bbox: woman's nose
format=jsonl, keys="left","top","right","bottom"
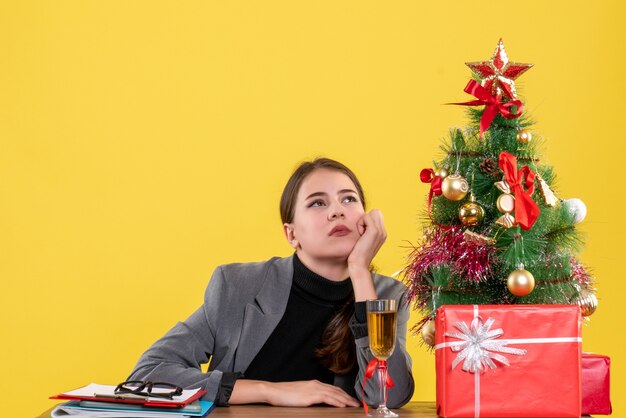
{"left": 328, "top": 202, "right": 345, "bottom": 220}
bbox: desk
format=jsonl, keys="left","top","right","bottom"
{"left": 38, "top": 402, "right": 438, "bottom": 417}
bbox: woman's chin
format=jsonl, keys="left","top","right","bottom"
{"left": 299, "top": 240, "right": 358, "bottom": 261}
{"left": 325, "top": 242, "right": 358, "bottom": 259}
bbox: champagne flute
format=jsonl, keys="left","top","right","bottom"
{"left": 366, "top": 299, "right": 398, "bottom": 417}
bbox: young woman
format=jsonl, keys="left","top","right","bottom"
{"left": 128, "top": 158, "right": 414, "bottom": 408}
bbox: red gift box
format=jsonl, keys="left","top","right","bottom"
{"left": 435, "top": 305, "right": 582, "bottom": 418}
{"left": 582, "top": 353, "right": 612, "bottom": 415}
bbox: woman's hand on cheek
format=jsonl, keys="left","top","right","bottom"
{"left": 347, "top": 210, "right": 386, "bottom": 301}
{"left": 348, "top": 209, "right": 387, "bottom": 269}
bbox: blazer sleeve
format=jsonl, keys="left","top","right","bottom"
{"left": 351, "top": 279, "right": 415, "bottom": 408}
{"left": 127, "top": 266, "right": 228, "bottom": 402}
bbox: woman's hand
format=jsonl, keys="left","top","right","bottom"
{"left": 265, "top": 380, "right": 361, "bottom": 407}
{"left": 348, "top": 209, "right": 387, "bottom": 269}
{"left": 347, "top": 209, "right": 387, "bottom": 301}
{"left": 230, "top": 379, "right": 361, "bottom": 407}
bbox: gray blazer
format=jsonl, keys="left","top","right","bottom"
{"left": 128, "top": 255, "right": 414, "bottom": 407}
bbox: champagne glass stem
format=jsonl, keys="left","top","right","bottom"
{"left": 377, "top": 360, "right": 388, "bottom": 409}
{"left": 372, "top": 360, "right": 397, "bottom": 416}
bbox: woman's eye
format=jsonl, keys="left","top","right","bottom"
{"left": 308, "top": 200, "right": 325, "bottom": 207}
{"left": 342, "top": 195, "right": 358, "bottom": 203}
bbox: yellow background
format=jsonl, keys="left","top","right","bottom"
{"left": 1, "top": 1, "right": 624, "bottom": 416}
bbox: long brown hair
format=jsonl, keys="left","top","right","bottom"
{"left": 280, "top": 157, "right": 365, "bottom": 374}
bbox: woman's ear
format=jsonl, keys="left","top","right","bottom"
{"left": 283, "top": 223, "right": 299, "bottom": 249}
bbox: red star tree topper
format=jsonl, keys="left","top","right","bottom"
{"left": 465, "top": 38, "right": 533, "bottom": 100}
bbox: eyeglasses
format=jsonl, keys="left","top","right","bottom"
{"left": 114, "top": 380, "right": 183, "bottom": 399}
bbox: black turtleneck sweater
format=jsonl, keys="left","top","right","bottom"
{"left": 243, "top": 254, "right": 354, "bottom": 383}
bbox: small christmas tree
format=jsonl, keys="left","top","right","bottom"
{"left": 403, "top": 39, "right": 597, "bottom": 346}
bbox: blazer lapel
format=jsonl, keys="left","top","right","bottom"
{"left": 233, "top": 255, "right": 293, "bottom": 372}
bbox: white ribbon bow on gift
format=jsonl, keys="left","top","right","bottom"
{"left": 445, "top": 316, "right": 527, "bottom": 373}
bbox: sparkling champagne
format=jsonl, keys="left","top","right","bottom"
{"left": 367, "top": 310, "right": 397, "bottom": 360}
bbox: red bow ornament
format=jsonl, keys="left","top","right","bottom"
{"left": 420, "top": 168, "right": 443, "bottom": 217}
{"left": 450, "top": 80, "right": 524, "bottom": 138}
{"left": 498, "top": 151, "right": 540, "bottom": 230}
{"left": 361, "top": 359, "right": 394, "bottom": 414}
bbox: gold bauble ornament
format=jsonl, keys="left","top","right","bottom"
{"left": 575, "top": 289, "right": 598, "bottom": 317}
{"left": 507, "top": 268, "right": 535, "bottom": 296}
{"left": 459, "top": 196, "right": 485, "bottom": 226}
{"left": 441, "top": 174, "right": 469, "bottom": 201}
{"left": 516, "top": 130, "right": 532, "bottom": 144}
{"left": 421, "top": 320, "right": 436, "bottom": 347}
{"left": 435, "top": 167, "right": 449, "bottom": 179}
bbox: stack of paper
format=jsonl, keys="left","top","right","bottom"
{"left": 51, "top": 400, "right": 214, "bottom": 417}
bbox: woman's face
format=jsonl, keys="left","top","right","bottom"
{"left": 284, "top": 168, "right": 365, "bottom": 261}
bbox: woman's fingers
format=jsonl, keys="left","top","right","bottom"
{"left": 310, "top": 381, "right": 358, "bottom": 406}
{"left": 369, "top": 209, "right": 387, "bottom": 239}
{"left": 319, "top": 383, "right": 361, "bottom": 407}
{"left": 265, "top": 380, "right": 360, "bottom": 407}
{"left": 348, "top": 209, "right": 388, "bottom": 270}
{"left": 357, "top": 214, "right": 367, "bottom": 236}
{"left": 362, "top": 210, "right": 385, "bottom": 239}
{"left": 323, "top": 393, "right": 359, "bottom": 407}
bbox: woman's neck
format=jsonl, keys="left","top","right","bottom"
{"left": 295, "top": 251, "right": 349, "bottom": 281}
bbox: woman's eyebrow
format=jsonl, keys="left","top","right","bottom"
{"left": 305, "top": 191, "right": 328, "bottom": 200}
{"left": 305, "top": 189, "right": 357, "bottom": 200}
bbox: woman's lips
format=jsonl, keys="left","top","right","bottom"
{"left": 329, "top": 225, "right": 352, "bottom": 236}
